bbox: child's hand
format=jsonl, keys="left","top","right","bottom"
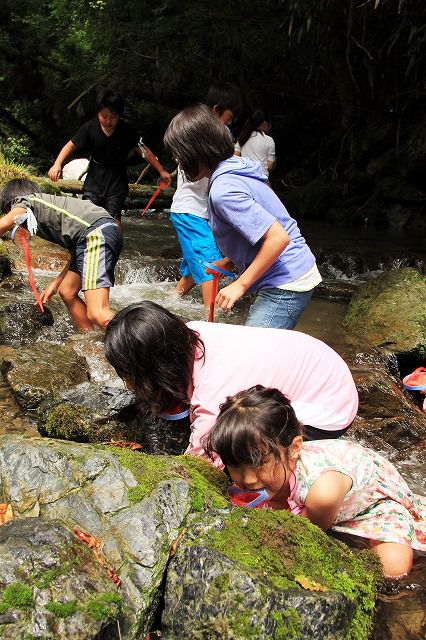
{"left": 204, "top": 258, "right": 234, "bottom": 277}
{"left": 159, "top": 170, "right": 172, "bottom": 187}
{"left": 216, "top": 280, "right": 247, "bottom": 310}
{"left": 39, "top": 282, "right": 58, "bottom": 305}
{"left": 48, "top": 164, "right": 62, "bottom": 182}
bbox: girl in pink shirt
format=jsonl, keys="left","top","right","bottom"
{"left": 104, "top": 301, "right": 358, "bottom": 466}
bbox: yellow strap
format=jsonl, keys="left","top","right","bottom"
{"left": 30, "top": 196, "right": 91, "bottom": 228}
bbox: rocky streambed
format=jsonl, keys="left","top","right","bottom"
{"left": 0, "top": 219, "right": 425, "bottom": 639}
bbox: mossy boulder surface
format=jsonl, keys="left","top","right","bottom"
{"left": 0, "top": 435, "right": 228, "bottom": 638}
{"left": 163, "top": 508, "right": 382, "bottom": 640}
{"left": 0, "top": 518, "right": 122, "bottom": 639}
{"left": 344, "top": 268, "right": 426, "bottom": 355}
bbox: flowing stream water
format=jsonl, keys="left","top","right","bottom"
{"left": 1, "top": 213, "right": 425, "bottom": 638}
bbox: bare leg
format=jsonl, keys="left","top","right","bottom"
{"left": 175, "top": 275, "right": 195, "bottom": 297}
{"left": 201, "top": 279, "right": 216, "bottom": 309}
{"left": 84, "top": 287, "right": 115, "bottom": 330}
{"left": 369, "top": 539, "right": 413, "bottom": 577}
{"left": 58, "top": 271, "right": 93, "bottom": 331}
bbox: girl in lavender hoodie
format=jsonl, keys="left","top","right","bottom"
{"left": 164, "top": 104, "right": 321, "bottom": 329}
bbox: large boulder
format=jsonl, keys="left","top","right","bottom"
{"left": 162, "top": 508, "right": 382, "bottom": 640}
{"left": 344, "top": 268, "right": 426, "bottom": 355}
{"left": 0, "top": 435, "right": 229, "bottom": 638}
{"left": 0, "top": 302, "right": 54, "bottom": 345}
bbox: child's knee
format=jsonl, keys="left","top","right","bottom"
{"left": 370, "top": 540, "right": 413, "bottom": 577}
{"left": 86, "top": 307, "right": 115, "bottom": 330}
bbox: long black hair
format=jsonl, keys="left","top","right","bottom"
{"left": 205, "top": 385, "right": 303, "bottom": 468}
{"left": 164, "top": 104, "right": 234, "bottom": 181}
{"left": 0, "top": 178, "right": 41, "bottom": 214}
{"left": 238, "top": 109, "right": 271, "bottom": 148}
{"left": 104, "top": 301, "right": 204, "bottom": 414}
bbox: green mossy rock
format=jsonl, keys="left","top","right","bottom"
{"left": 163, "top": 508, "right": 382, "bottom": 640}
{"left": 344, "top": 268, "right": 426, "bottom": 355}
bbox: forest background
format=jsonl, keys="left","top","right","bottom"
{"left": 0, "top": 0, "right": 424, "bottom": 226}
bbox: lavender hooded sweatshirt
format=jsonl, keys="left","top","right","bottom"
{"left": 208, "top": 156, "right": 316, "bottom": 291}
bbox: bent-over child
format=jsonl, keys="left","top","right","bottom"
{"left": 205, "top": 385, "right": 426, "bottom": 578}
{"left": 104, "top": 301, "right": 358, "bottom": 462}
{"left": 0, "top": 178, "right": 121, "bottom": 331}
{"left": 164, "top": 104, "right": 321, "bottom": 329}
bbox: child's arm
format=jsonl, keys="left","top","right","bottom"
{"left": 48, "top": 141, "right": 77, "bottom": 182}
{"left": 0, "top": 207, "right": 27, "bottom": 236}
{"left": 216, "top": 221, "right": 289, "bottom": 310}
{"left": 300, "top": 471, "right": 352, "bottom": 531}
{"left": 136, "top": 144, "right": 171, "bottom": 186}
{"left": 39, "top": 256, "right": 73, "bottom": 305}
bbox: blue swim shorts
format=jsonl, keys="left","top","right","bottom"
{"left": 170, "top": 212, "right": 222, "bottom": 283}
{"left": 70, "top": 218, "right": 123, "bottom": 290}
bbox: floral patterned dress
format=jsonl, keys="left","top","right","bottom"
{"left": 287, "top": 439, "right": 426, "bottom": 551}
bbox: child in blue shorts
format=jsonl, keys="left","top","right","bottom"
{"left": 170, "top": 82, "right": 242, "bottom": 310}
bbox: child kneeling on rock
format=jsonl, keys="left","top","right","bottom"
{"left": 205, "top": 385, "right": 426, "bottom": 578}
{"left": 0, "top": 178, "right": 122, "bottom": 331}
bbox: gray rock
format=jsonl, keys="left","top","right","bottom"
{"left": 0, "top": 518, "right": 122, "bottom": 640}
{"left": 162, "top": 509, "right": 380, "bottom": 640}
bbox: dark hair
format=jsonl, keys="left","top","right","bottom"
{"left": 205, "top": 385, "right": 303, "bottom": 467}
{"left": 104, "top": 301, "right": 204, "bottom": 414}
{"left": 96, "top": 89, "right": 124, "bottom": 116}
{"left": 164, "top": 104, "right": 234, "bottom": 181}
{"left": 0, "top": 178, "right": 42, "bottom": 214}
{"left": 204, "top": 82, "right": 243, "bottom": 118}
{"left": 238, "top": 109, "right": 271, "bottom": 148}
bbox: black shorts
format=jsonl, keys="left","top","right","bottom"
{"left": 82, "top": 192, "right": 126, "bottom": 220}
{"left": 70, "top": 218, "right": 122, "bottom": 290}
{"left": 303, "top": 424, "right": 351, "bottom": 441}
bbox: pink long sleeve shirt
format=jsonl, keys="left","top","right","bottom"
{"left": 186, "top": 322, "right": 358, "bottom": 467}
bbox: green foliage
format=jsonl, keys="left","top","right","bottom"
{"left": 34, "top": 563, "right": 72, "bottom": 589}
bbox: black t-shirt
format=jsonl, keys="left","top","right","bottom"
{"left": 71, "top": 118, "right": 140, "bottom": 196}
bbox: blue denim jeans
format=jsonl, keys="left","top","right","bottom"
{"left": 245, "top": 287, "right": 314, "bottom": 329}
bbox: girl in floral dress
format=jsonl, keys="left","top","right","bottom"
{"left": 205, "top": 385, "right": 426, "bottom": 578}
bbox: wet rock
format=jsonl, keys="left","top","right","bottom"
{"left": 0, "top": 518, "right": 122, "bottom": 640}
{"left": 0, "top": 240, "right": 12, "bottom": 280}
{"left": 0, "top": 301, "right": 54, "bottom": 345}
{"left": 0, "top": 342, "right": 89, "bottom": 409}
{"left": 314, "top": 279, "right": 359, "bottom": 302}
{"left": 3, "top": 236, "right": 69, "bottom": 273}
{"left": 0, "top": 435, "right": 229, "bottom": 638}
{"left": 344, "top": 268, "right": 426, "bottom": 355}
{"left": 162, "top": 508, "right": 381, "bottom": 640}
{"left": 333, "top": 339, "right": 426, "bottom": 458}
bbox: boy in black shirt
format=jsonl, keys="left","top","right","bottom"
{"left": 48, "top": 90, "right": 171, "bottom": 225}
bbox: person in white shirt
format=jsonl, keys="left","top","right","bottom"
{"left": 234, "top": 109, "right": 276, "bottom": 179}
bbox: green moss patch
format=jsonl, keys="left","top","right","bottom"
{"left": 34, "top": 563, "right": 72, "bottom": 589}
{"left": 86, "top": 592, "right": 122, "bottom": 622}
{"left": 105, "top": 447, "right": 228, "bottom": 511}
{"left": 198, "top": 508, "right": 382, "bottom": 640}
{"left": 45, "top": 600, "right": 78, "bottom": 618}
{"left": 0, "top": 582, "right": 33, "bottom": 613}
{"left": 43, "top": 403, "right": 92, "bottom": 441}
